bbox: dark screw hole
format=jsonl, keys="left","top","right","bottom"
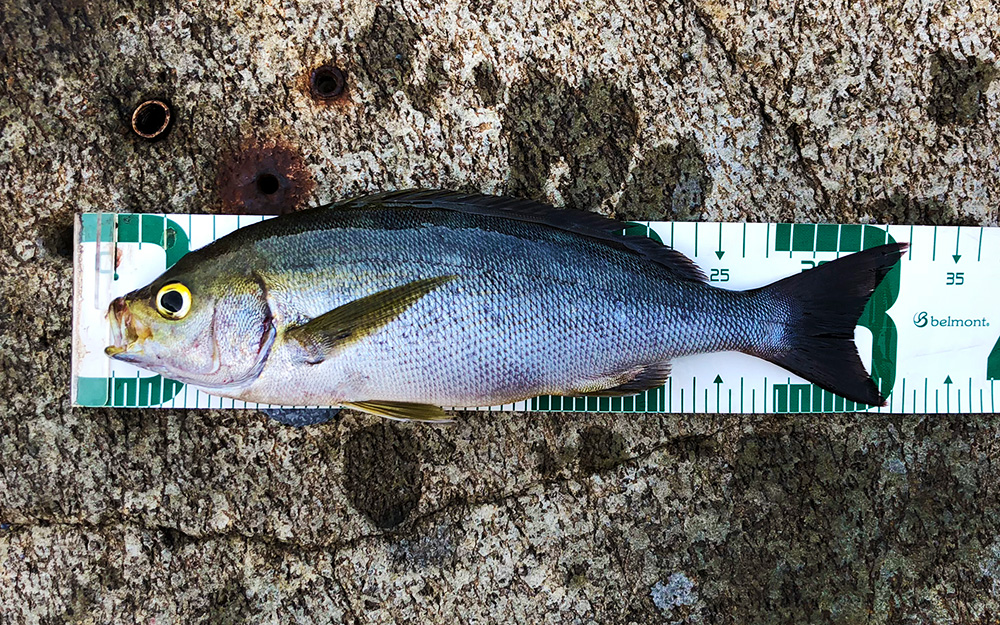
{"left": 131, "top": 100, "right": 172, "bottom": 139}
{"left": 310, "top": 65, "right": 346, "bottom": 99}
{"left": 256, "top": 173, "right": 280, "bottom": 195}
{"left": 38, "top": 218, "right": 75, "bottom": 260}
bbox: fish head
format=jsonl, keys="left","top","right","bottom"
{"left": 105, "top": 268, "right": 275, "bottom": 389}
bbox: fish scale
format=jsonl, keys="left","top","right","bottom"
{"left": 236, "top": 210, "right": 741, "bottom": 406}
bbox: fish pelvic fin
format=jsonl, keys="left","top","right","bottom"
{"left": 342, "top": 401, "right": 454, "bottom": 423}
{"left": 286, "top": 276, "right": 457, "bottom": 362}
{"left": 570, "top": 361, "right": 672, "bottom": 397}
{"left": 749, "top": 243, "right": 907, "bottom": 407}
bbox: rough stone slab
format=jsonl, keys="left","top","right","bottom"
{"left": 1, "top": 0, "right": 999, "bottom": 622}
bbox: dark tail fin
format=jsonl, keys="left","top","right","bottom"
{"left": 750, "top": 243, "right": 906, "bottom": 406}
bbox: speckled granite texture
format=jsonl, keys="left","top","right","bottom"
{"left": 1, "top": 0, "right": 998, "bottom": 623}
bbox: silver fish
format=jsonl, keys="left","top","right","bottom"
{"left": 105, "top": 190, "right": 905, "bottom": 421}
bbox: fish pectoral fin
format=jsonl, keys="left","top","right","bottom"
{"left": 286, "top": 276, "right": 457, "bottom": 362}
{"left": 342, "top": 401, "right": 454, "bottom": 423}
{"left": 571, "top": 361, "right": 672, "bottom": 397}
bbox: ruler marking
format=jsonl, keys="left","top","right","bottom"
{"left": 978, "top": 227, "right": 984, "bottom": 262}
{"left": 763, "top": 377, "right": 768, "bottom": 412}
{"left": 740, "top": 378, "right": 744, "bottom": 412}
{"left": 742, "top": 223, "right": 746, "bottom": 258}
{"left": 924, "top": 379, "right": 928, "bottom": 413}
{"left": 908, "top": 225, "right": 914, "bottom": 260}
{"left": 901, "top": 379, "right": 906, "bottom": 413}
{"left": 669, "top": 378, "right": 673, "bottom": 412}
{"left": 694, "top": 222, "right": 699, "bottom": 257}
{"left": 932, "top": 226, "right": 937, "bottom": 261}
{"left": 765, "top": 224, "right": 770, "bottom": 258}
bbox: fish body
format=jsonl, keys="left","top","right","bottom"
{"left": 106, "top": 191, "right": 904, "bottom": 420}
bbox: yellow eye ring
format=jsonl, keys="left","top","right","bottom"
{"left": 155, "top": 283, "right": 192, "bottom": 320}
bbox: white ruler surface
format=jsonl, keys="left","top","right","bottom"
{"left": 71, "top": 213, "right": 1000, "bottom": 414}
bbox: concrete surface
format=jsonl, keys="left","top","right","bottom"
{"left": 1, "top": 0, "right": 998, "bottom": 622}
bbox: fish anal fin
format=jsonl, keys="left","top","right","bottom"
{"left": 343, "top": 401, "right": 453, "bottom": 423}
{"left": 286, "top": 276, "right": 456, "bottom": 363}
{"left": 570, "top": 362, "right": 672, "bottom": 397}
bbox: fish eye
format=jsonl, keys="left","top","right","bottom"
{"left": 155, "top": 283, "right": 192, "bottom": 320}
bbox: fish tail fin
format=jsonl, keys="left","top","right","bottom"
{"left": 748, "top": 243, "right": 906, "bottom": 406}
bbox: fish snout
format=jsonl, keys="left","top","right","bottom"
{"left": 105, "top": 297, "right": 146, "bottom": 359}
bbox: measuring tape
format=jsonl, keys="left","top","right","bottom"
{"left": 71, "top": 213, "right": 1000, "bottom": 414}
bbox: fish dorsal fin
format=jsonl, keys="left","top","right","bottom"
{"left": 336, "top": 190, "right": 707, "bottom": 283}
{"left": 343, "top": 401, "right": 453, "bottom": 422}
{"left": 286, "top": 276, "right": 456, "bottom": 362}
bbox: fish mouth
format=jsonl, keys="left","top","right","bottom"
{"left": 105, "top": 297, "right": 146, "bottom": 362}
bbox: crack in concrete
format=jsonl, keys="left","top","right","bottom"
{"left": 787, "top": 121, "right": 833, "bottom": 216}
{"left": 683, "top": 0, "right": 837, "bottom": 216}
{"left": 684, "top": 0, "right": 774, "bottom": 124}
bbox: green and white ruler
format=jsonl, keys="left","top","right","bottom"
{"left": 71, "top": 213, "right": 1000, "bottom": 414}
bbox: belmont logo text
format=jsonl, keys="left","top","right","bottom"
{"left": 913, "top": 311, "right": 990, "bottom": 328}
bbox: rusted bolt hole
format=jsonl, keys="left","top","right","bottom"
{"left": 256, "top": 173, "right": 280, "bottom": 195}
{"left": 217, "top": 140, "right": 314, "bottom": 215}
{"left": 131, "top": 100, "right": 172, "bottom": 139}
{"left": 310, "top": 65, "right": 346, "bottom": 99}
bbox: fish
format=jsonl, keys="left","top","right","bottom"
{"left": 105, "top": 190, "right": 906, "bottom": 422}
